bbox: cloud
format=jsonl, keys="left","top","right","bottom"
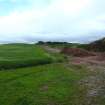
{"left": 0, "top": 0, "right": 105, "bottom": 43}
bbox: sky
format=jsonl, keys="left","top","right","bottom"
{"left": 0, "top": 0, "right": 105, "bottom": 43}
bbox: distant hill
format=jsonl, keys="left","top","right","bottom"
{"left": 87, "top": 38, "right": 105, "bottom": 52}
{"left": 37, "top": 38, "right": 105, "bottom": 52}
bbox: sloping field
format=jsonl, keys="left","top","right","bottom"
{"left": 0, "top": 44, "right": 64, "bottom": 69}
{"left": 0, "top": 63, "right": 90, "bottom": 105}
{"left": 0, "top": 44, "right": 105, "bottom": 105}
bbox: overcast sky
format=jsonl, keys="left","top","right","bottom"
{"left": 0, "top": 0, "right": 105, "bottom": 43}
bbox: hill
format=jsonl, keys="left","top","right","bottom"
{"left": 0, "top": 63, "right": 90, "bottom": 105}
{"left": 0, "top": 42, "right": 105, "bottom": 105}
{"left": 0, "top": 44, "right": 65, "bottom": 69}
{"left": 87, "top": 38, "right": 105, "bottom": 52}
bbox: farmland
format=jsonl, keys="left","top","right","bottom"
{"left": 0, "top": 63, "right": 90, "bottom": 105}
{"left": 0, "top": 44, "right": 65, "bottom": 69}
{"left": 0, "top": 43, "right": 105, "bottom": 105}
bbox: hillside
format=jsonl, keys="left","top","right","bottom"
{"left": 0, "top": 44, "right": 65, "bottom": 69}
{"left": 0, "top": 63, "right": 91, "bottom": 105}
{"left": 87, "top": 38, "right": 105, "bottom": 52}
{"left": 0, "top": 42, "right": 105, "bottom": 105}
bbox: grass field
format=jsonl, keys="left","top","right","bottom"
{"left": 0, "top": 63, "right": 90, "bottom": 105}
{"left": 0, "top": 44, "right": 65, "bottom": 69}
{"left": 0, "top": 43, "right": 105, "bottom": 105}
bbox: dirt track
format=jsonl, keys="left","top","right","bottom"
{"left": 71, "top": 54, "right": 105, "bottom": 65}
{"left": 70, "top": 54, "right": 105, "bottom": 105}
{"left": 43, "top": 45, "right": 105, "bottom": 105}
{"left": 42, "top": 45, "right": 61, "bottom": 53}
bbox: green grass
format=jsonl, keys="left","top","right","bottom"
{"left": 0, "top": 63, "right": 89, "bottom": 105}
{"left": 0, "top": 44, "right": 105, "bottom": 105}
{"left": 0, "top": 44, "right": 65, "bottom": 69}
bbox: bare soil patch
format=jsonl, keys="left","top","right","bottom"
{"left": 67, "top": 49, "right": 105, "bottom": 105}
{"left": 61, "top": 47, "right": 96, "bottom": 57}
{"left": 42, "top": 45, "right": 60, "bottom": 53}
{"left": 71, "top": 53, "right": 105, "bottom": 65}
{"left": 61, "top": 47, "right": 105, "bottom": 65}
